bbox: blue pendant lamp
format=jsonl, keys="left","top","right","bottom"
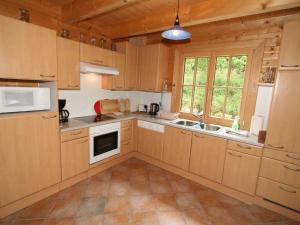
{"left": 161, "top": 0, "right": 191, "bottom": 40}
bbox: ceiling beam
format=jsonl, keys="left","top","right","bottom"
{"left": 107, "top": 0, "right": 300, "bottom": 39}
{"left": 62, "top": 0, "right": 142, "bottom": 23}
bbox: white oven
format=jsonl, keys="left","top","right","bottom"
{"left": 0, "top": 87, "right": 50, "bottom": 114}
{"left": 89, "top": 122, "right": 121, "bottom": 164}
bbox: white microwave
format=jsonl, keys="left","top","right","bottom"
{"left": 0, "top": 87, "right": 50, "bottom": 114}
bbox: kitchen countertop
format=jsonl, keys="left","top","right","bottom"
{"left": 60, "top": 112, "right": 264, "bottom": 147}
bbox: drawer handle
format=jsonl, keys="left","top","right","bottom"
{"left": 70, "top": 131, "right": 82, "bottom": 135}
{"left": 40, "top": 74, "right": 55, "bottom": 78}
{"left": 68, "top": 84, "right": 79, "bottom": 87}
{"left": 279, "top": 186, "right": 297, "bottom": 194}
{"left": 286, "top": 154, "right": 300, "bottom": 160}
{"left": 281, "top": 65, "right": 299, "bottom": 68}
{"left": 79, "top": 139, "right": 88, "bottom": 144}
{"left": 237, "top": 144, "right": 251, "bottom": 149}
{"left": 181, "top": 131, "right": 191, "bottom": 135}
{"left": 267, "top": 144, "right": 284, "bottom": 149}
{"left": 228, "top": 152, "right": 242, "bottom": 157}
{"left": 194, "top": 134, "right": 204, "bottom": 138}
{"left": 283, "top": 165, "right": 300, "bottom": 171}
{"left": 42, "top": 115, "right": 57, "bottom": 119}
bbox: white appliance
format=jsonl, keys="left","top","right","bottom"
{"left": 0, "top": 87, "right": 50, "bottom": 114}
{"left": 89, "top": 122, "right": 121, "bottom": 164}
{"left": 80, "top": 62, "right": 119, "bottom": 75}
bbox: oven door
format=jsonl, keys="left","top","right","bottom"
{"left": 89, "top": 122, "right": 120, "bottom": 164}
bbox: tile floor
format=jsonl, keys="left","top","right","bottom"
{"left": 1, "top": 158, "right": 299, "bottom": 225}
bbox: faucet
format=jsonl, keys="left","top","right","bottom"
{"left": 192, "top": 112, "right": 204, "bottom": 123}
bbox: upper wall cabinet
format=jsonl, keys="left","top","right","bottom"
{"left": 80, "top": 43, "right": 113, "bottom": 67}
{"left": 139, "top": 44, "right": 170, "bottom": 92}
{"left": 279, "top": 20, "right": 300, "bottom": 70}
{"left": 57, "top": 37, "right": 80, "bottom": 90}
{"left": 0, "top": 15, "right": 57, "bottom": 81}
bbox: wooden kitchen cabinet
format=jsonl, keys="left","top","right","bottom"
{"left": 139, "top": 44, "right": 170, "bottom": 92}
{"left": 0, "top": 15, "right": 57, "bottom": 81}
{"left": 163, "top": 126, "right": 192, "bottom": 170}
{"left": 0, "top": 112, "right": 60, "bottom": 207}
{"left": 121, "top": 120, "right": 135, "bottom": 155}
{"left": 61, "top": 136, "right": 89, "bottom": 180}
{"left": 189, "top": 133, "right": 226, "bottom": 183}
{"left": 265, "top": 71, "right": 300, "bottom": 155}
{"left": 57, "top": 37, "right": 80, "bottom": 89}
{"left": 279, "top": 20, "right": 300, "bottom": 69}
{"left": 80, "top": 43, "right": 113, "bottom": 67}
{"left": 222, "top": 150, "right": 261, "bottom": 195}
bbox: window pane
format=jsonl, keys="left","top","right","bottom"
{"left": 183, "top": 58, "right": 195, "bottom": 85}
{"left": 195, "top": 57, "right": 209, "bottom": 85}
{"left": 180, "top": 86, "right": 193, "bottom": 112}
{"left": 229, "top": 55, "right": 247, "bottom": 87}
{"left": 211, "top": 88, "right": 225, "bottom": 118}
{"left": 225, "top": 88, "right": 242, "bottom": 119}
{"left": 214, "top": 56, "right": 229, "bottom": 86}
{"left": 193, "top": 87, "right": 206, "bottom": 114}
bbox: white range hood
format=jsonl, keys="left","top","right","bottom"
{"left": 80, "top": 62, "right": 119, "bottom": 75}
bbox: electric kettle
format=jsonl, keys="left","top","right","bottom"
{"left": 149, "top": 103, "right": 159, "bottom": 115}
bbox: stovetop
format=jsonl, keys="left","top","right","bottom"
{"left": 75, "top": 115, "right": 115, "bottom": 123}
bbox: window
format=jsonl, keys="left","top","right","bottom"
{"left": 179, "top": 51, "right": 250, "bottom": 126}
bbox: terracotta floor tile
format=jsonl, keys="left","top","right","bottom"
{"left": 17, "top": 198, "right": 56, "bottom": 219}
{"left": 130, "top": 173, "right": 149, "bottom": 184}
{"left": 108, "top": 181, "right": 130, "bottom": 196}
{"left": 43, "top": 217, "right": 75, "bottom": 225}
{"left": 130, "top": 195, "right": 157, "bottom": 213}
{"left": 183, "top": 208, "right": 213, "bottom": 225}
{"left": 247, "top": 205, "right": 286, "bottom": 223}
{"left": 76, "top": 197, "right": 106, "bottom": 217}
{"left": 103, "top": 214, "right": 130, "bottom": 225}
{"left": 149, "top": 170, "right": 168, "bottom": 181}
{"left": 205, "top": 206, "right": 239, "bottom": 225}
{"left": 164, "top": 171, "right": 184, "bottom": 182}
{"left": 195, "top": 190, "right": 222, "bottom": 207}
{"left": 11, "top": 219, "right": 45, "bottom": 225}
{"left": 74, "top": 215, "right": 103, "bottom": 225}
{"left": 104, "top": 196, "right": 130, "bottom": 214}
{"left": 175, "top": 192, "right": 202, "bottom": 210}
{"left": 49, "top": 198, "right": 81, "bottom": 218}
{"left": 86, "top": 181, "right": 109, "bottom": 198}
{"left": 171, "top": 179, "right": 193, "bottom": 193}
{"left": 147, "top": 164, "right": 163, "bottom": 172}
{"left": 90, "top": 170, "right": 112, "bottom": 183}
{"left": 0, "top": 213, "right": 15, "bottom": 225}
{"left": 216, "top": 192, "right": 245, "bottom": 208}
{"left": 157, "top": 210, "right": 186, "bottom": 225}
{"left": 154, "top": 193, "right": 178, "bottom": 211}
{"left": 130, "top": 182, "right": 151, "bottom": 196}
{"left": 131, "top": 211, "right": 160, "bottom": 225}
{"left": 130, "top": 167, "right": 148, "bottom": 176}
{"left": 111, "top": 171, "right": 130, "bottom": 183}
{"left": 227, "top": 206, "right": 260, "bottom": 225}
{"left": 56, "top": 184, "right": 87, "bottom": 201}
{"left": 150, "top": 180, "right": 173, "bottom": 194}
{"left": 111, "top": 164, "right": 129, "bottom": 173}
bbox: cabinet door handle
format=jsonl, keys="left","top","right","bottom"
{"left": 237, "top": 144, "right": 251, "bottom": 149}
{"left": 279, "top": 186, "right": 297, "bottom": 193}
{"left": 95, "top": 60, "right": 104, "bottom": 64}
{"left": 40, "top": 74, "right": 55, "bottom": 78}
{"left": 228, "top": 152, "right": 242, "bottom": 157}
{"left": 286, "top": 154, "right": 300, "bottom": 160}
{"left": 42, "top": 115, "right": 57, "bottom": 119}
{"left": 194, "top": 134, "right": 204, "bottom": 138}
{"left": 283, "top": 165, "right": 300, "bottom": 171}
{"left": 68, "top": 84, "right": 79, "bottom": 87}
{"left": 79, "top": 139, "right": 88, "bottom": 144}
{"left": 70, "top": 131, "right": 82, "bottom": 135}
{"left": 267, "top": 144, "right": 284, "bottom": 149}
{"left": 281, "top": 65, "right": 299, "bottom": 68}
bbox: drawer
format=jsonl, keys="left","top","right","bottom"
{"left": 227, "top": 140, "right": 262, "bottom": 156}
{"left": 256, "top": 177, "right": 300, "bottom": 211}
{"left": 263, "top": 148, "right": 300, "bottom": 166}
{"left": 260, "top": 157, "right": 300, "bottom": 188}
{"left": 61, "top": 128, "right": 89, "bottom": 142}
{"left": 121, "top": 120, "right": 133, "bottom": 128}
{"left": 121, "top": 126, "right": 132, "bottom": 142}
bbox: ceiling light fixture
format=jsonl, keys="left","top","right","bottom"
{"left": 161, "top": 0, "right": 191, "bottom": 41}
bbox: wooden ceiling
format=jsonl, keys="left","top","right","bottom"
{"left": 13, "top": 0, "right": 300, "bottom": 40}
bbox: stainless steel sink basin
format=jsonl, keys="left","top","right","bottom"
{"left": 196, "top": 123, "right": 221, "bottom": 131}
{"left": 174, "top": 120, "right": 199, "bottom": 127}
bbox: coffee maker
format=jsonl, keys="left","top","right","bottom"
{"left": 59, "top": 99, "right": 69, "bottom": 123}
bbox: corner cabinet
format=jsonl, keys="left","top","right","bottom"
{"left": 0, "top": 112, "right": 61, "bottom": 207}
{"left": 139, "top": 44, "right": 171, "bottom": 92}
{"left": 57, "top": 37, "right": 80, "bottom": 90}
{"left": 0, "top": 15, "right": 57, "bottom": 81}
{"left": 80, "top": 43, "right": 113, "bottom": 67}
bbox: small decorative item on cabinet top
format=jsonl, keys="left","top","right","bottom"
{"left": 19, "top": 8, "right": 30, "bottom": 22}
{"left": 60, "top": 29, "right": 70, "bottom": 39}
{"left": 260, "top": 67, "right": 276, "bottom": 83}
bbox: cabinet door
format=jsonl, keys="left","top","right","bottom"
{"left": 279, "top": 20, "right": 300, "bottom": 69}
{"left": 266, "top": 71, "right": 300, "bottom": 154}
{"left": 0, "top": 112, "right": 60, "bottom": 206}
{"left": 189, "top": 133, "right": 226, "bottom": 183}
{"left": 121, "top": 120, "right": 134, "bottom": 155}
{"left": 222, "top": 150, "right": 260, "bottom": 195}
{"left": 61, "top": 137, "right": 89, "bottom": 180}
{"left": 124, "top": 43, "right": 139, "bottom": 89}
{"left": 139, "top": 45, "right": 159, "bottom": 91}
{"left": 137, "top": 127, "right": 164, "bottom": 160}
{"left": 112, "top": 52, "right": 126, "bottom": 89}
{"left": 57, "top": 37, "right": 80, "bottom": 89}
{"left": 163, "top": 126, "right": 192, "bottom": 170}
{"left": 80, "top": 43, "right": 112, "bottom": 66}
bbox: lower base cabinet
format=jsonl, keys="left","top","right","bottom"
{"left": 189, "top": 133, "right": 226, "bottom": 183}
{"left": 222, "top": 150, "right": 261, "bottom": 195}
{"left": 121, "top": 120, "right": 135, "bottom": 155}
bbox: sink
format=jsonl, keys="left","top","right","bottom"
{"left": 174, "top": 120, "right": 199, "bottom": 127}
{"left": 196, "top": 123, "right": 221, "bottom": 131}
